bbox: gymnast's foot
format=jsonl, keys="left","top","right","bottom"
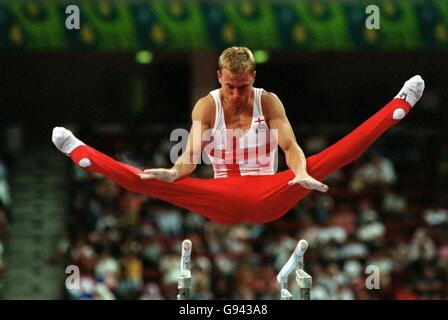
{"left": 52, "top": 127, "right": 85, "bottom": 156}
{"left": 52, "top": 127, "right": 92, "bottom": 167}
{"left": 395, "top": 75, "right": 425, "bottom": 108}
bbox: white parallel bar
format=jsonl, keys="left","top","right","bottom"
{"left": 277, "top": 239, "right": 308, "bottom": 285}
{"left": 177, "top": 239, "right": 192, "bottom": 300}
{"left": 180, "top": 239, "right": 192, "bottom": 277}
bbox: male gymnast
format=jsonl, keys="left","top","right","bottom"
{"left": 52, "top": 47, "right": 424, "bottom": 225}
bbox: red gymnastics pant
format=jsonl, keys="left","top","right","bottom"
{"left": 69, "top": 99, "right": 410, "bottom": 225}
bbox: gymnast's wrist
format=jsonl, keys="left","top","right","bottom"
{"left": 291, "top": 168, "right": 308, "bottom": 179}
{"left": 168, "top": 167, "right": 180, "bottom": 181}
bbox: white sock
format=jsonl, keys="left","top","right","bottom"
{"left": 52, "top": 127, "right": 85, "bottom": 156}
{"left": 394, "top": 75, "right": 425, "bottom": 108}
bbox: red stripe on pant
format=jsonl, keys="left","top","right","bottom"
{"left": 69, "top": 98, "right": 410, "bottom": 225}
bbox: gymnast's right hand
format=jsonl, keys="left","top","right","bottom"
{"left": 139, "top": 168, "right": 180, "bottom": 183}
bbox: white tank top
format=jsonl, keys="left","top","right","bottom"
{"left": 206, "top": 88, "right": 278, "bottom": 178}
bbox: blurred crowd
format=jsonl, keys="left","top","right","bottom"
{"left": 53, "top": 127, "right": 448, "bottom": 300}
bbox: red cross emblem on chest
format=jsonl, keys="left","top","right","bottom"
{"left": 255, "top": 118, "right": 264, "bottom": 124}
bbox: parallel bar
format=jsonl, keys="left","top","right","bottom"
{"left": 296, "top": 269, "right": 312, "bottom": 300}
{"left": 177, "top": 239, "right": 192, "bottom": 300}
{"left": 277, "top": 239, "right": 311, "bottom": 300}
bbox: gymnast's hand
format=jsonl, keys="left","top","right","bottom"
{"left": 288, "top": 173, "right": 329, "bottom": 193}
{"left": 139, "top": 168, "right": 180, "bottom": 183}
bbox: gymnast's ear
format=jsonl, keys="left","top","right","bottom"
{"left": 217, "top": 70, "right": 224, "bottom": 86}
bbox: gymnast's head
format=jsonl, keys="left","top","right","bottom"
{"left": 217, "top": 47, "right": 256, "bottom": 109}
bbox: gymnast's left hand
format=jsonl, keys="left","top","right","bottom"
{"left": 288, "top": 174, "right": 329, "bottom": 193}
{"left": 139, "top": 168, "right": 180, "bottom": 183}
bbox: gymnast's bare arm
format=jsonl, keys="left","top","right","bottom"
{"left": 263, "top": 91, "right": 329, "bottom": 193}
{"left": 139, "top": 96, "right": 213, "bottom": 182}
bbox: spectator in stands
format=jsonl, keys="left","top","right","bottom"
{"left": 350, "top": 153, "right": 397, "bottom": 192}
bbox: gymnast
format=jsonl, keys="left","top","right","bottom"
{"left": 52, "top": 47, "right": 425, "bottom": 225}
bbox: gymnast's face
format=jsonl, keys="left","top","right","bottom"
{"left": 218, "top": 68, "right": 256, "bottom": 109}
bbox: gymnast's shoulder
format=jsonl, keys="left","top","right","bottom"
{"left": 260, "top": 90, "right": 286, "bottom": 117}
{"left": 191, "top": 94, "right": 215, "bottom": 126}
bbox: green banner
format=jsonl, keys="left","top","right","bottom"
{"left": 0, "top": 0, "right": 447, "bottom": 50}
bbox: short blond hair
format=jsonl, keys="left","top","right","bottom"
{"left": 218, "top": 47, "right": 255, "bottom": 74}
